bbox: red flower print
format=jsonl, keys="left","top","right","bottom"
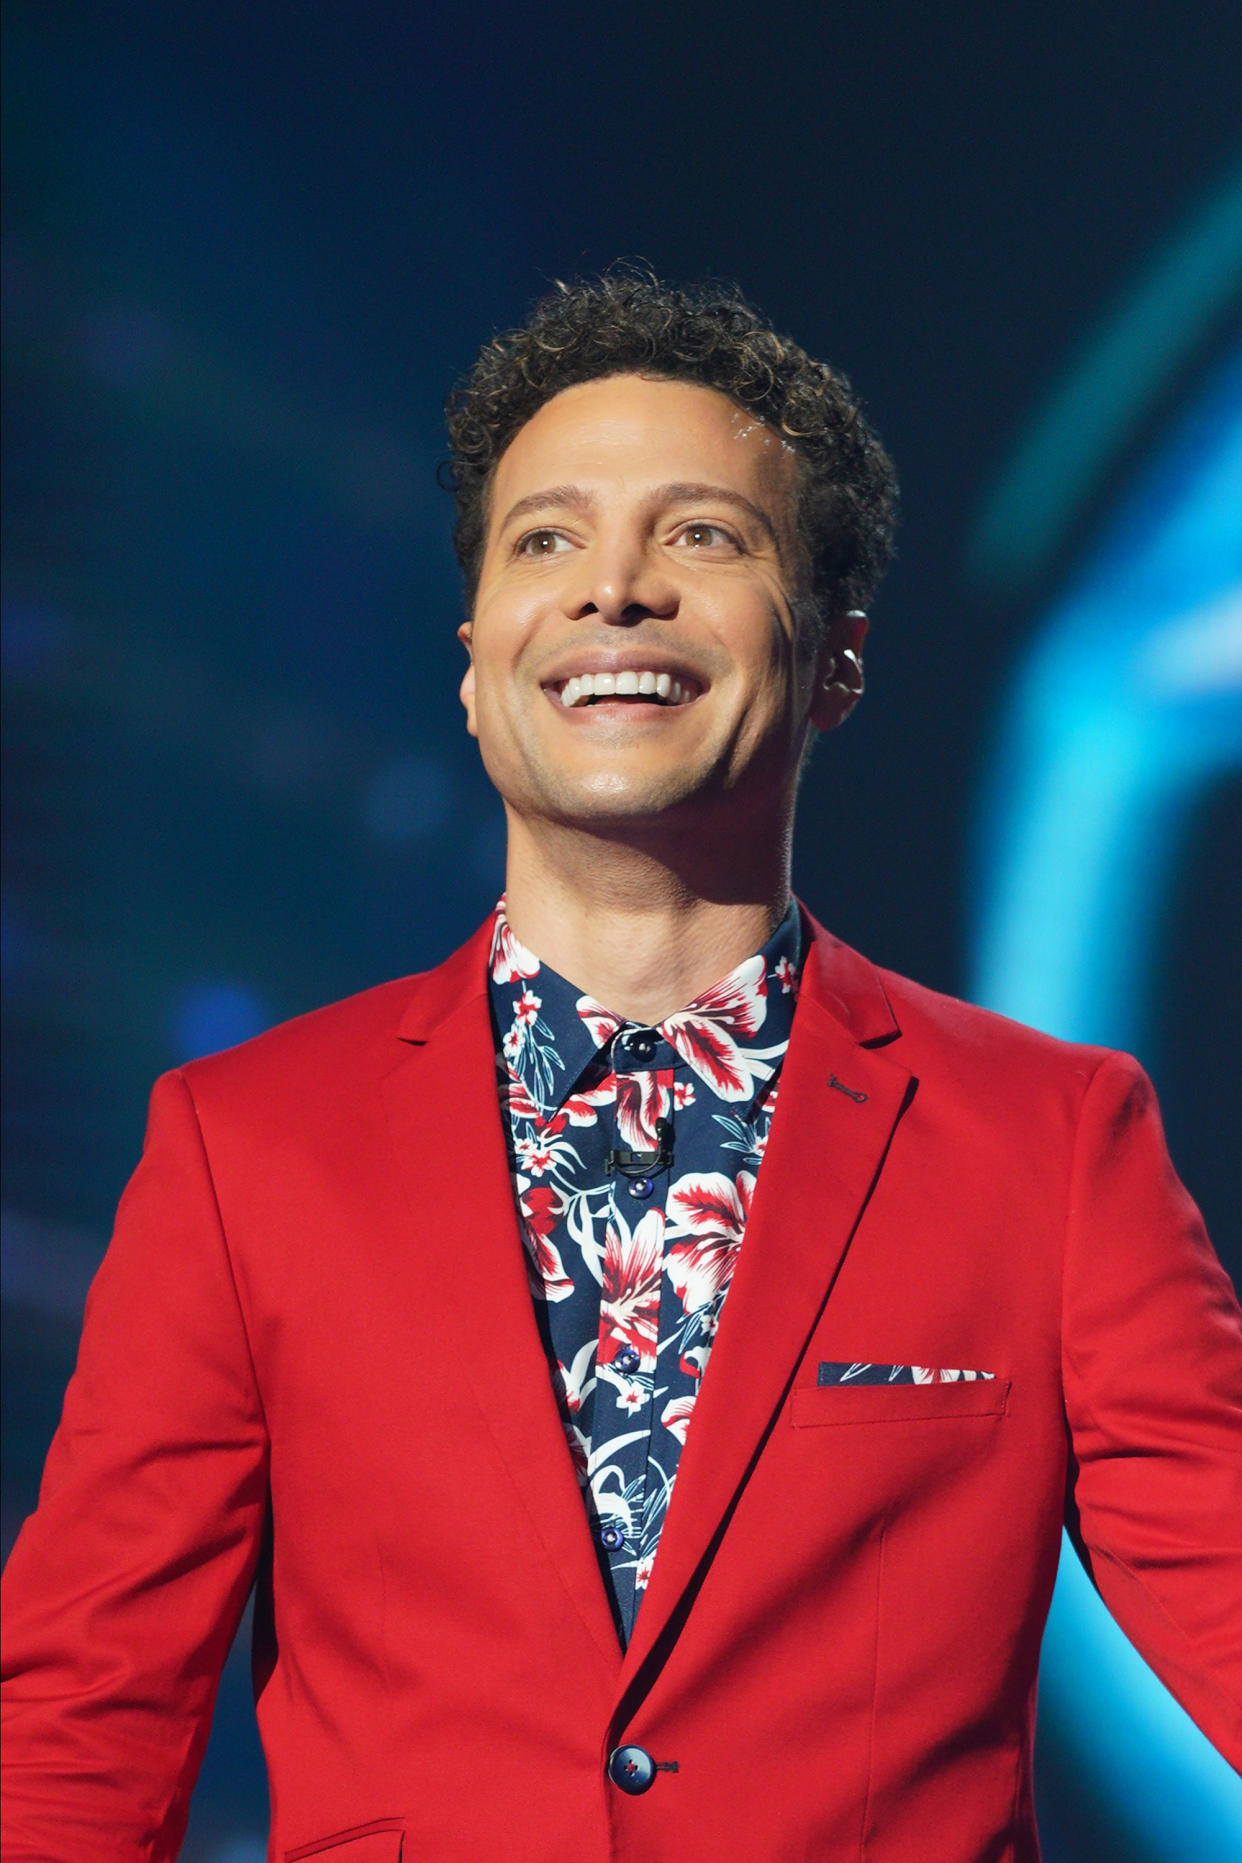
{"left": 533, "top": 1078, "right": 612, "bottom": 1140}
{"left": 554, "top": 1360, "right": 581, "bottom": 1415}
{"left": 600, "top": 1208, "right": 665, "bottom": 1370}
{"left": 614, "top": 1070, "right": 672, "bottom": 1151}
{"left": 774, "top": 954, "right": 797, "bottom": 994}
{"left": 522, "top": 1180, "right": 560, "bottom": 1234}
{"left": 501, "top": 1066, "right": 539, "bottom": 1124}
{"left": 513, "top": 988, "right": 541, "bottom": 1026}
{"left": 561, "top": 1082, "right": 614, "bottom": 1127}
{"left": 575, "top": 995, "right": 624, "bottom": 1049}
{"left": 515, "top": 1133, "right": 557, "bottom": 1176}
{"left": 562, "top": 1416, "right": 589, "bottom": 1485}
{"left": 673, "top": 1080, "right": 696, "bottom": 1109}
{"left": 660, "top": 955, "right": 768, "bottom": 1101}
{"left": 490, "top": 904, "right": 541, "bottom": 984}
{"left": 555, "top": 1340, "right": 597, "bottom": 1416}
{"left": 661, "top": 1393, "right": 696, "bottom": 1446}
{"left": 516, "top": 1175, "right": 573, "bottom": 1302}
{"left": 634, "top": 1553, "right": 655, "bottom": 1591}
{"left": 665, "top": 1169, "right": 754, "bottom": 1314}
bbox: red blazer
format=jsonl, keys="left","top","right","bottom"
{"left": 3, "top": 911, "right": 1240, "bottom": 1862}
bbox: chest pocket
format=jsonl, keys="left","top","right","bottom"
{"left": 285, "top": 1821, "right": 405, "bottom": 1862}
{"left": 790, "top": 1377, "right": 1010, "bottom": 1426}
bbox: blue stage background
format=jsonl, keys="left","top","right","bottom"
{"left": 3, "top": 4, "right": 1240, "bottom": 1855}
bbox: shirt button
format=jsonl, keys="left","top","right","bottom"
{"left": 628, "top": 1175, "right": 654, "bottom": 1200}
{"left": 598, "top": 1523, "right": 625, "bottom": 1552}
{"left": 608, "top": 1745, "right": 657, "bottom": 1794}
{"left": 614, "top": 1344, "right": 641, "bottom": 1374}
{"left": 627, "top": 1032, "right": 656, "bottom": 1062}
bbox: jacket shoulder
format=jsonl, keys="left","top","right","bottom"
{"left": 179, "top": 973, "right": 422, "bottom": 1098}
{"left": 874, "top": 959, "right": 1109, "bottom": 1088}
{"left": 800, "top": 905, "right": 1109, "bottom": 1088}
{"left": 177, "top": 915, "right": 492, "bottom": 1108}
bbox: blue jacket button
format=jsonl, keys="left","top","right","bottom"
{"left": 608, "top": 1744, "right": 657, "bottom": 1794}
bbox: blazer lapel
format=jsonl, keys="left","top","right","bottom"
{"left": 381, "top": 924, "right": 622, "bottom": 1676}
{"left": 618, "top": 916, "right": 913, "bottom": 1692}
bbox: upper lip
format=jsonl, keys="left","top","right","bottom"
{"left": 540, "top": 651, "right": 707, "bottom": 697}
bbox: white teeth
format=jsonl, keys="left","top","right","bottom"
{"left": 557, "top": 668, "right": 696, "bottom": 708}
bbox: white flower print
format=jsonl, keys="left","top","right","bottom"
{"left": 515, "top": 1174, "right": 573, "bottom": 1303}
{"left": 614, "top": 1071, "right": 672, "bottom": 1152}
{"left": 490, "top": 906, "right": 540, "bottom": 983}
{"left": 515, "top": 1132, "right": 558, "bottom": 1176}
{"left": 575, "top": 995, "right": 625, "bottom": 1049}
{"left": 658, "top": 956, "right": 768, "bottom": 1101}
{"left": 599, "top": 1207, "right": 665, "bottom": 1371}
{"left": 665, "top": 1169, "right": 755, "bottom": 1315}
{"left": 661, "top": 1393, "right": 696, "bottom": 1446}
{"left": 513, "top": 988, "right": 541, "bottom": 1026}
{"left": 597, "top": 1363, "right": 652, "bottom": 1411}
{"left": 555, "top": 1339, "right": 597, "bottom": 1415}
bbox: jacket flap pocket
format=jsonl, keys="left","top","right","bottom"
{"left": 791, "top": 1377, "right": 1010, "bottom": 1426}
{"left": 286, "top": 1821, "right": 404, "bottom": 1862}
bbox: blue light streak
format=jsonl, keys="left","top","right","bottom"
{"left": 970, "top": 351, "right": 1242, "bottom": 1858}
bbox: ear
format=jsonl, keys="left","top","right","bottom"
{"left": 808, "top": 609, "right": 868, "bottom": 733}
{"left": 457, "top": 619, "right": 478, "bottom": 739}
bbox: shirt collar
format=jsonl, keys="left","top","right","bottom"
{"left": 488, "top": 898, "right": 802, "bottom": 1120}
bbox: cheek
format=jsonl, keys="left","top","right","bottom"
{"left": 471, "top": 591, "right": 546, "bottom": 679}
{"left": 744, "top": 604, "right": 801, "bottom": 694}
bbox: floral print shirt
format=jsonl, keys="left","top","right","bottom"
{"left": 488, "top": 898, "right": 802, "bottom": 1644}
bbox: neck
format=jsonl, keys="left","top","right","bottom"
{"left": 501, "top": 810, "right": 794, "bottom": 1023}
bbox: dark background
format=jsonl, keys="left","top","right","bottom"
{"left": 3, "top": 3, "right": 1240, "bottom": 1857}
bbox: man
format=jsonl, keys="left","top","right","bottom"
{"left": 3, "top": 271, "right": 1240, "bottom": 1862}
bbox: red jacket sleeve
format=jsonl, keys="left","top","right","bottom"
{"left": 1, "top": 1070, "right": 270, "bottom": 1861}
{"left": 1061, "top": 1050, "right": 1242, "bottom": 1765}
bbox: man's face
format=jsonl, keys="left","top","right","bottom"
{"left": 459, "top": 373, "right": 853, "bottom": 837}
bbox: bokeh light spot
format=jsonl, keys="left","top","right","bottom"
{"left": 171, "top": 981, "right": 269, "bottom": 1061}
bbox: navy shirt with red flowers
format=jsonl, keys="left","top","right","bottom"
{"left": 488, "top": 899, "right": 801, "bottom": 1644}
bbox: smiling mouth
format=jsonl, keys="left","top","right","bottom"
{"left": 553, "top": 670, "right": 699, "bottom": 710}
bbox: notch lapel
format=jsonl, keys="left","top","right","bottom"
{"left": 618, "top": 921, "right": 913, "bottom": 1693}
{"left": 381, "top": 927, "right": 621, "bottom": 1676}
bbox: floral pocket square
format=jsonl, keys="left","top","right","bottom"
{"left": 817, "top": 1361, "right": 996, "bottom": 1386}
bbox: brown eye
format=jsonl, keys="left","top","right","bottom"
{"left": 517, "top": 528, "right": 571, "bottom": 557}
{"left": 678, "top": 523, "right": 734, "bottom": 548}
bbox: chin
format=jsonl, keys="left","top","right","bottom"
{"left": 537, "top": 766, "right": 715, "bottom": 826}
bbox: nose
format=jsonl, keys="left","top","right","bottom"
{"left": 563, "top": 533, "right": 678, "bottom": 627}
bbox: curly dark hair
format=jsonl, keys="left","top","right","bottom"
{"left": 443, "top": 267, "right": 897, "bottom": 638}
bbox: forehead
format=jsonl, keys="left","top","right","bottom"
{"left": 490, "top": 373, "right": 800, "bottom": 521}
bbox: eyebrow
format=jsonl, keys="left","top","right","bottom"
{"left": 497, "top": 480, "right": 783, "bottom": 549}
